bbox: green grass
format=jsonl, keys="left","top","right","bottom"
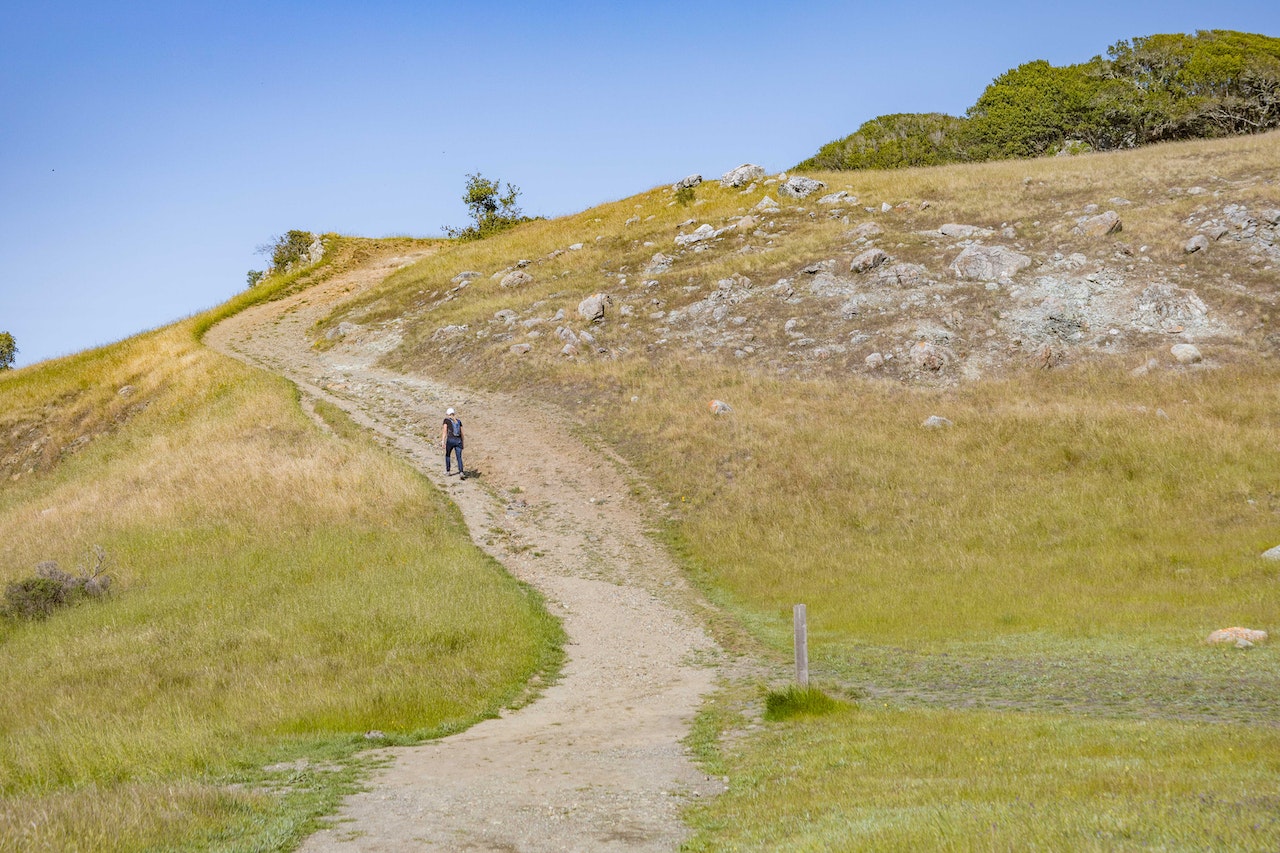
{"left": 309, "top": 133, "right": 1280, "bottom": 849}
{"left": 0, "top": 245, "right": 560, "bottom": 851}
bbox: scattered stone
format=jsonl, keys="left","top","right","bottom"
{"left": 1184, "top": 234, "right": 1210, "bottom": 254}
{"left": 644, "top": 253, "right": 673, "bottom": 275}
{"left": 1261, "top": 208, "right": 1280, "bottom": 225}
{"left": 1206, "top": 627, "right": 1268, "bottom": 647}
{"left": 951, "top": 245, "right": 1032, "bottom": 281}
{"left": 117, "top": 385, "right": 135, "bottom": 396}
{"left": 509, "top": 343, "right": 532, "bottom": 355}
{"left": 1170, "top": 343, "right": 1202, "bottom": 364}
{"left": 778, "top": 176, "right": 827, "bottom": 199}
{"left": 1200, "top": 223, "right": 1230, "bottom": 241}
{"left": 878, "top": 263, "right": 931, "bottom": 288}
{"left": 578, "top": 292, "right": 611, "bottom": 323}
{"left": 721, "top": 164, "right": 766, "bottom": 188}
{"left": 850, "top": 248, "right": 889, "bottom": 273}
{"left": 865, "top": 352, "right": 885, "bottom": 369}
{"left": 1074, "top": 211, "right": 1123, "bottom": 238}
{"left": 922, "top": 415, "right": 953, "bottom": 429}
{"left": 708, "top": 399, "right": 733, "bottom": 415}
{"left": 364, "top": 730, "right": 387, "bottom": 740}
{"left": 493, "top": 309, "right": 518, "bottom": 324}
{"left": 754, "top": 195, "right": 781, "bottom": 213}
{"left": 451, "top": 271, "right": 482, "bottom": 284}
{"left": 568, "top": 243, "right": 585, "bottom": 251}
{"left": 846, "top": 222, "right": 883, "bottom": 240}
{"left": 673, "top": 174, "right": 702, "bottom": 190}
{"left": 818, "top": 190, "right": 853, "bottom": 205}
{"left": 880, "top": 202, "right": 892, "bottom": 213}
{"left": 500, "top": 270, "right": 533, "bottom": 288}
{"left": 560, "top": 343, "right": 578, "bottom": 357}
{"left": 939, "top": 223, "right": 994, "bottom": 239}
{"left": 1262, "top": 545, "right": 1280, "bottom": 560}
{"left": 910, "top": 341, "right": 948, "bottom": 371}
{"left": 675, "top": 224, "right": 718, "bottom": 247}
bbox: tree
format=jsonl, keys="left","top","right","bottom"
{"left": 964, "top": 60, "right": 1101, "bottom": 159}
{"left": 443, "top": 173, "right": 529, "bottom": 241}
{"left": 0, "top": 332, "right": 16, "bottom": 370}
{"left": 795, "top": 113, "right": 971, "bottom": 171}
{"left": 255, "top": 231, "right": 316, "bottom": 273}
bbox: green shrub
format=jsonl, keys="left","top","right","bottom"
{"left": 3, "top": 548, "right": 113, "bottom": 621}
{"left": 675, "top": 185, "right": 696, "bottom": 206}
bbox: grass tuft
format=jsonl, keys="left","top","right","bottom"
{"left": 763, "top": 685, "right": 852, "bottom": 722}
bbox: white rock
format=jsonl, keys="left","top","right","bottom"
{"left": 578, "top": 293, "right": 611, "bottom": 323}
{"left": 721, "top": 164, "right": 766, "bottom": 188}
{"left": 500, "top": 270, "right": 533, "bottom": 288}
{"left": 673, "top": 174, "right": 702, "bottom": 190}
{"left": 1170, "top": 343, "right": 1202, "bottom": 364}
{"left": 865, "top": 352, "right": 885, "bottom": 369}
{"left": 951, "top": 245, "right": 1032, "bottom": 281}
{"left": 509, "top": 343, "right": 532, "bottom": 355}
{"left": 708, "top": 399, "right": 733, "bottom": 415}
{"left": 850, "top": 248, "right": 889, "bottom": 273}
{"left": 1184, "top": 234, "right": 1210, "bottom": 254}
{"left": 939, "top": 223, "right": 994, "bottom": 239}
{"left": 1262, "top": 545, "right": 1280, "bottom": 560}
{"left": 922, "top": 415, "right": 953, "bottom": 429}
{"left": 778, "top": 176, "right": 827, "bottom": 199}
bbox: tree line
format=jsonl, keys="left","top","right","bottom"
{"left": 797, "top": 29, "right": 1280, "bottom": 171}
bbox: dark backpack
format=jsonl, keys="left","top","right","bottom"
{"left": 447, "top": 418, "right": 463, "bottom": 441}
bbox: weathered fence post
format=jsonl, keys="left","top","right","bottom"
{"left": 793, "top": 603, "right": 809, "bottom": 688}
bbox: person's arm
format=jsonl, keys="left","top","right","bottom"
{"left": 441, "top": 421, "right": 448, "bottom": 446}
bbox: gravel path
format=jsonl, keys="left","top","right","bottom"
{"left": 205, "top": 250, "right": 723, "bottom": 851}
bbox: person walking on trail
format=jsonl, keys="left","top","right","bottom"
{"left": 441, "top": 407, "right": 465, "bottom": 478}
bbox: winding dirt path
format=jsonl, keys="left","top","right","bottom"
{"left": 205, "top": 250, "right": 723, "bottom": 851}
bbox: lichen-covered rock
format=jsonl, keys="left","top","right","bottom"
{"left": 922, "top": 415, "right": 953, "bottom": 429}
{"left": 1184, "top": 234, "right": 1210, "bottom": 254}
{"left": 951, "top": 245, "right": 1032, "bottom": 281}
{"left": 452, "top": 271, "right": 483, "bottom": 284}
{"left": 850, "top": 248, "right": 889, "bottom": 273}
{"left": 1074, "top": 211, "right": 1123, "bottom": 238}
{"left": 778, "top": 176, "right": 827, "bottom": 199}
{"left": 672, "top": 174, "right": 702, "bottom": 190}
{"left": 939, "top": 223, "right": 994, "bottom": 239}
{"left": 578, "top": 293, "right": 611, "bottom": 323}
{"left": 500, "top": 270, "right": 533, "bottom": 288}
{"left": 1170, "top": 343, "right": 1202, "bottom": 364}
{"left": 644, "top": 253, "right": 673, "bottom": 275}
{"left": 509, "top": 343, "right": 532, "bottom": 355}
{"left": 1206, "top": 627, "right": 1268, "bottom": 647}
{"left": 721, "top": 164, "right": 766, "bottom": 188}
{"left": 675, "top": 224, "right": 718, "bottom": 247}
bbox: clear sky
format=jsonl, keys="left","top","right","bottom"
{"left": 2, "top": 1, "right": 1277, "bottom": 368}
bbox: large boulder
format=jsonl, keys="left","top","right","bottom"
{"left": 850, "top": 248, "right": 889, "bottom": 273}
{"left": 675, "top": 224, "right": 718, "bottom": 246}
{"left": 577, "top": 292, "right": 611, "bottom": 323}
{"left": 778, "top": 176, "right": 827, "bottom": 199}
{"left": 672, "top": 174, "right": 702, "bottom": 190}
{"left": 500, "top": 270, "right": 533, "bottom": 288}
{"left": 1074, "top": 211, "right": 1123, "bottom": 238}
{"left": 1170, "top": 343, "right": 1203, "bottom": 364}
{"left": 938, "top": 223, "right": 994, "bottom": 239}
{"left": 721, "top": 164, "right": 766, "bottom": 188}
{"left": 951, "top": 245, "right": 1032, "bottom": 281}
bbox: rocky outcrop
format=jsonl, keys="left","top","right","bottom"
{"left": 500, "top": 271, "right": 533, "bottom": 288}
{"left": 672, "top": 174, "right": 702, "bottom": 190}
{"left": 721, "top": 164, "right": 765, "bottom": 188}
{"left": 951, "top": 245, "right": 1032, "bottom": 281}
{"left": 578, "top": 293, "right": 611, "bottom": 323}
{"left": 1074, "top": 211, "right": 1122, "bottom": 237}
{"left": 778, "top": 177, "right": 827, "bottom": 199}
{"left": 850, "top": 248, "right": 889, "bottom": 273}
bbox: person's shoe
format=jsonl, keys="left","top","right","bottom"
{"left": 458, "top": 471, "right": 467, "bottom": 480}
{"left": 446, "top": 470, "right": 457, "bottom": 476}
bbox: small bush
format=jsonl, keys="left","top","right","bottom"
{"left": 3, "top": 547, "right": 113, "bottom": 621}
{"left": 675, "top": 185, "right": 696, "bottom": 206}
{"left": 763, "top": 685, "right": 851, "bottom": 722}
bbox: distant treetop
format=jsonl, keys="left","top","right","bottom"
{"left": 796, "top": 29, "right": 1280, "bottom": 172}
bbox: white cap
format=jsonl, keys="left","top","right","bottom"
{"left": 446, "top": 407, "right": 455, "bottom": 415}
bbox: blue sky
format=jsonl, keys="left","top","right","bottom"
{"left": 2, "top": 1, "right": 1277, "bottom": 367}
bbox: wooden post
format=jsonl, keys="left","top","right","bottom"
{"left": 793, "top": 603, "right": 809, "bottom": 688}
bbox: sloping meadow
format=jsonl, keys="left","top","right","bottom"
{"left": 0, "top": 275, "right": 560, "bottom": 850}
{"left": 324, "top": 135, "right": 1280, "bottom": 847}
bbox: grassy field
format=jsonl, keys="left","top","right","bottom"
{"left": 0, "top": 242, "right": 562, "bottom": 852}
{"left": 319, "top": 133, "right": 1280, "bottom": 848}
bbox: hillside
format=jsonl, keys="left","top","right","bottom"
{"left": 3, "top": 132, "right": 1279, "bottom": 851}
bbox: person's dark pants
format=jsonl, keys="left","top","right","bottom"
{"left": 446, "top": 440, "right": 463, "bottom": 474}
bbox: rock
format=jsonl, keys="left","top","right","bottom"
{"left": 951, "top": 245, "right": 1032, "bottom": 281}
{"left": 451, "top": 271, "right": 483, "bottom": 284}
{"left": 910, "top": 341, "right": 948, "bottom": 371}
{"left": 754, "top": 195, "right": 781, "bottom": 212}
{"left": 1261, "top": 208, "right": 1280, "bottom": 225}
{"left": 878, "top": 263, "right": 930, "bottom": 288}
{"left": 850, "top": 248, "right": 889, "bottom": 273}
{"left": 644, "top": 253, "right": 673, "bottom": 275}
{"left": 1201, "top": 224, "right": 1230, "bottom": 241}
{"left": 847, "top": 222, "right": 883, "bottom": 240}
{"left": 778, "top": 176, "right": 827, "bottom": 199}
{"left": 734, "top": 215, "right": 758, "bottom": 232}
{"left": 1184, "top": 234, "right": 1210, "bottom": 254}
{"left": 117, "top": 385, "right": 135, "bottom": 396}
{"left": 721, "top": 164, "right": 766, "bottom": 188}
{"left": 1135, "top": 284, "right": 1209, "bottom": 332}
{"left": 922, "top": 415, "right": 953, "bottom": 429}
{"left": 939, "top": 223, "right": 994, "bottom": 239}
{"left": 560, "top": 343, "right": 578, "bottom": 357}
{"left": 818, "top": 190, "right": 853, "bottom": 205}
{"left": 1206, "top": 627, "right": 1268, "bottom": 646}
{"left": 1261, "top": 545, "right": 1280, "bottom": 560}
{"left": 1075, "top": 211, "right": 1123, "bottom": 238}
{"left": 325, "top": 321, "right": 360, "bottom": 340}
{"left": 708, "top": 399, "right": 733, "bottom": 415}
{"left": 880, "top": 202, "right": 892, "bottom": 213}
{"left": 1170, "top": 343, "right": 1202, "bottom": 364}
{"left": 673, "top": 174, "right": 702, "bottom": 190}
{"left": 675, "top": 224, "right": 718, "bottom": 246}
{"left": 578, "top": 292, "right": 611, "bottom": 323}
{"left": 500, "top": 270, "right": 533, "bottom": 288}
{"left": 568, "top": 242, "right": 584, "bottom": 251}
{"left": 509, "top": 343, "right": 532, "bottom": 355}
{"left": 865, "top": 352, "right": 885, "bottom": 369}
{"left": 493, "top": 309, "right": 518, "bottom": 324}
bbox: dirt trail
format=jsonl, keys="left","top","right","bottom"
{"left": 205, "top": 251, "right": 723, "bottom": 851}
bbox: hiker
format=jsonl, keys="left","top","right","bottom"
{"left": 441, "top": 407, "right": 465, "bottom": 478}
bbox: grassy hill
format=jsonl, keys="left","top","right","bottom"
{"left": 3, "top": 133, "right": 1279, "bottom": 850}
{"left": 316, "top": 132, "right": 1280, "bottom": 848}
{"left": 0, "top": 240, "right": 562, "bottom": 851}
